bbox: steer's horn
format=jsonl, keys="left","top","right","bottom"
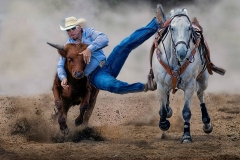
{"left": 47, "top": 42, "right": 64, "bottom": 51}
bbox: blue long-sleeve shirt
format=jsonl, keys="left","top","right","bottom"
{"left": 57, "top": 27, "right": 109, "bottom": 81}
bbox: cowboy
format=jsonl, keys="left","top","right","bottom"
{"left": 56, "top": 4, "right": 166, "bottom": 94}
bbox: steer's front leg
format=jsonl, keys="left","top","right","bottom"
{"left": 75, "top": 86, "right": 91, "bottom": 126}
{"left": 58, "top": 102, "right": 71, "bottom": 135}
{"left": 53, "top": 76, "right": 63, "bottom": 112}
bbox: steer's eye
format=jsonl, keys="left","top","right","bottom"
{"left": 67, "top": 58, "right": 73, "bottom": 62}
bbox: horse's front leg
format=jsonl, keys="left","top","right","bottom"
{"left": 200, "top": 103, "right": 213, "bottom": 134}
{"left": 158, "top": 85, "right": 172, "bottom": 131}
{"left": 166, "top": 92, "right": 173, "bottom": 118}
{"left": 181, "top": 87, "right": 194, "bottom": 143}
{"left": 197, "top": 72, "right": 213, "bottom": 134}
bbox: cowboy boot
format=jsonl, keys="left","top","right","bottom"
{"left": 156, "top": 4, "right": 166, "bottom": 28}
{"left": 144, "top": 75, "right": 157, "bottom": 92}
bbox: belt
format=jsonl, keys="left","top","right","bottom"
{"left": 88, "top": 60, "right": 106, "bottom": 78}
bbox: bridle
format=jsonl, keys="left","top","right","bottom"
{"left": 169, "top": 14, "right": 193, "bottom": 59}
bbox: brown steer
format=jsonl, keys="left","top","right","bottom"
{"left": 47, "top": 42, "right": 99, "bottom": 135}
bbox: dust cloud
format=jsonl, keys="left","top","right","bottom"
{"left": 0, "top": 0, "right": 239, "bottom": 95}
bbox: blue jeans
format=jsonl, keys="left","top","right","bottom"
{"left": 89, "top": 18, "right": 160, "bottom": 94}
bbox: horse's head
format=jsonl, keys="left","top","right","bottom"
{"left": 169, "top": 9, "right": 192, "bottom": 62}
{"left": 47, "top": 42, "right": 88, "bottom": 79}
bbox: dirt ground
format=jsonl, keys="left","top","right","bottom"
{"left": 0, "top": 91, "right": 239, "bottom": 160}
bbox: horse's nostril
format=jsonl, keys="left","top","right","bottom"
{"left": 180, "top": 54, "right": 185, "bottom": 60}
{"left": 176, "top": 46, "right": 188, "bottom": 61}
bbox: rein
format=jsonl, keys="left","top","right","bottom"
{"left": 152, "top": 14, "right": 204, "bottom": 94}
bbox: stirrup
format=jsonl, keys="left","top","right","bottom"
{"left": 147, "top": 74, "right": 157, "bottom": 91}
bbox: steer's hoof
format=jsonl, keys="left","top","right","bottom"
{"left": 159, "top": 119, "right": 170, "bottom": 131}
{"left": 75, "top": 118, "right": 83, "bottom": 127}
{"left": 203, "top": 123, "right": 213, "bottom": 134}
{"left": 60, "top": 127, "right": 69, "bottom": 135}
{"left": 181, "top": 132, "right": 192, "bottom": 143}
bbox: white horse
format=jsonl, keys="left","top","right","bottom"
{"left": 152, "top": 9, "right": 213, "bottom": 143}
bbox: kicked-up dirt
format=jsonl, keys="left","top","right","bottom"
{"left": 0, "top": 91, "right": 239, "bottom": 160}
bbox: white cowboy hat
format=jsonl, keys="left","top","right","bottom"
{"left": 59, "top": 16, "right": 86, "bottom": 31}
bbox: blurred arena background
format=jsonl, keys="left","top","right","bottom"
{"left": 0, "top": 0, "right": 239, "bottom": 95}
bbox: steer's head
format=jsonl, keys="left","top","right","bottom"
{"left": 47, "top": 42, "right": 88, "bottom": 79}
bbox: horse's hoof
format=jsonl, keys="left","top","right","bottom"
{"left": 166, "top": 105, "right": 173, "bottom": 118}
{"left": 159, "top": 119, "right": 170, "bottom": 131}
{"left": 203, "top": 123, "right": 213, "bottom": 134}
{"left": 75, "top": 118, "right": 83, "bottom": 127}
{"left": 181, "top": 132, "right": 192, "bottom": 143}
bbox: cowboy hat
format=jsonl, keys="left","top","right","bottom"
{"left": 59, "top": 16, "right": 86, "bottom": 31}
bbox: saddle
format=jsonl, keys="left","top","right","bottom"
{"left": 191, "top": 17, "right": 226, "bottom": 76}
{"left": 148, "top": 17, "right": 226, "bottom": 90}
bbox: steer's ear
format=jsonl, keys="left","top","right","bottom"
{"left": 57, "top": 49, "right": 67, "bottom": 57}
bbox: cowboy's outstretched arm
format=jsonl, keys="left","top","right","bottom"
{"left": 80, "top": 28, "right": 109, "bottom": 64}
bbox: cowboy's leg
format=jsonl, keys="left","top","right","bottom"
{"left": 89, "top": 4, "right": 166, "bottom": 93}
{"left": 106, "top": 18, "right": 161, "bottom": 78}
{"left": 90, "top": 69, "right": 145, "bottom": 94}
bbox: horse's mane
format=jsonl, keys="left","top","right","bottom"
{"left": 169, "top": 8, "right": 188, "bottom": 18}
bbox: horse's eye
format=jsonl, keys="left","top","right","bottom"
{"left": 171, "top": 27, "right": 174, "bottom": 31}
{"left": 68, "top": 58, "right": 73, "bottom": 62}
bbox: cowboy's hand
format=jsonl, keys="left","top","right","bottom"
{"left": 79, "top": 48, "right": 91, "bottom": 64}
{"left": 61, "top": 78, "right": 69, "bottom": 90}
